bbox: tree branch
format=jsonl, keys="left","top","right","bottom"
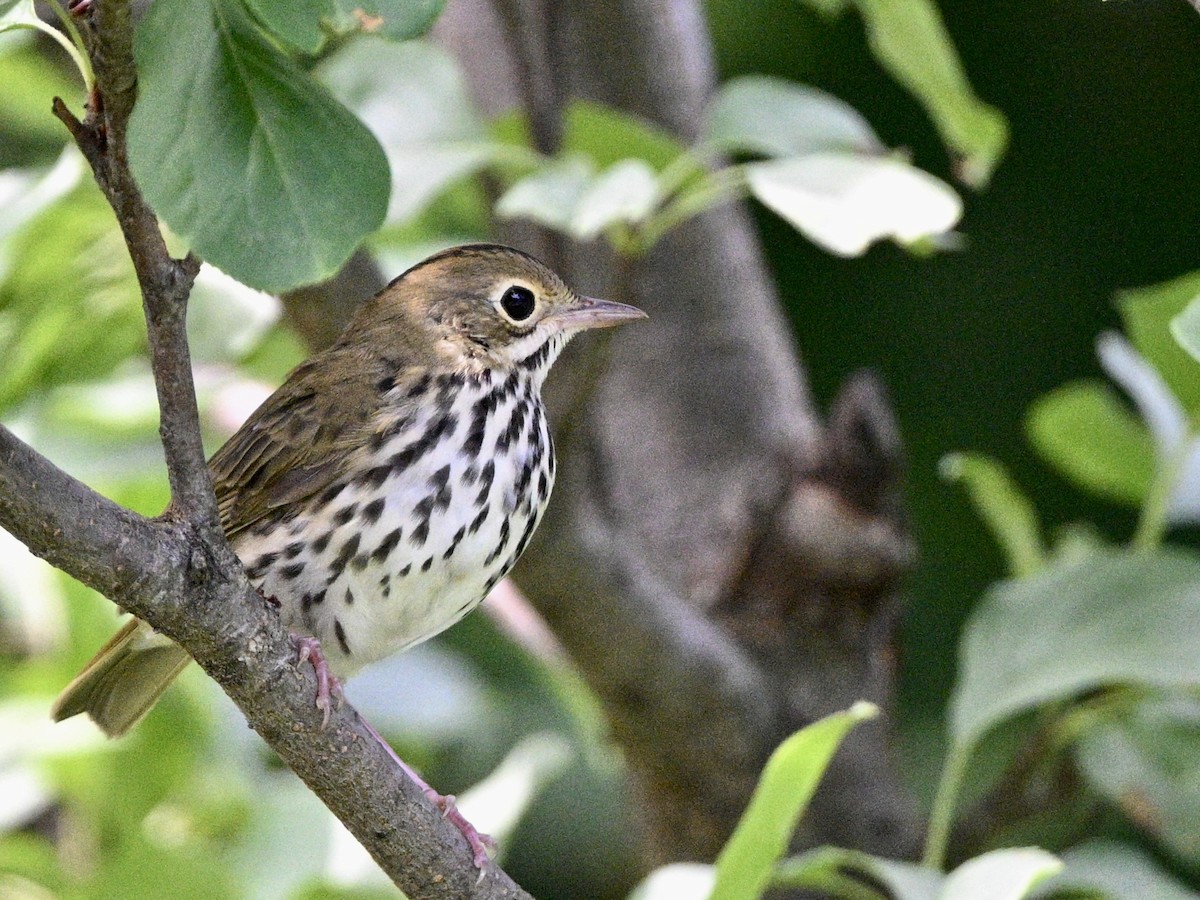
{"left": 0, "top": 2, "right": 535, "bottom": 895}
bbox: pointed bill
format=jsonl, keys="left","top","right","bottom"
{"left": 548, "top": 296, "right": 648, "bottom": 332}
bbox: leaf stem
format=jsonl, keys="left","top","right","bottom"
{"left": 4, "top": 16, "right": 93, "bottom": 91}
{"left": 922, "top": 742, "right": 971, "bottom": 871}
{"left": 1132, "top": 436, "right": 1191, "bottom": 553}
{"left": 641, "top": 165, "right": 747, "bottom": 250}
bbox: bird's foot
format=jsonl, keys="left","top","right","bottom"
{"left": 358, "top": 715, "right": 496, "bottom": 869}
{"left": 292, "top": 635, "right": 344, "bottom": 728}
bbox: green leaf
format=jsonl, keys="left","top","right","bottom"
{"left": 562, "top": 100, "right": 687, "bottom": 171}
{"left": 704, "top": 76, "right": 882, "bottom": 158}
{"left": 627, "top": 863, "right": 716, "bottom": 900}
{"left": 744, "top": 154, "right": 961, "bottom": 257}
{"left": 1075, "top": 696, "right": 1200, "bottom": 864}
{"left": 806, "top": 0, "right": 1008, "bottom": 187}
{"left": 0, "top": 38, "right": 82, "bottom": 146}
{"left": 0, "top": 187, "right": 143, "bottom": 413}
{"left": 940, "top": 453, "right": 1045, "bottom": 578}
{"left": 1117, "top": 271, "right": 1200, "bottom": 418}
{"left": 951, "top": 549, "right": 1200, "bottom": 749}
{"left": 129, "top": 0, "right": 389, "bottom": 292}
{"left": 1038, "top": 840, "right": 1200, "bottom": 900}
{"left": 571, "top": 159, "right": 660, "bottom": 240}
{"left": 1025, "top": 380, "right": 1157, "bottom": 507}
{"left": 710, "top": 702, "right": 879, "bottom": 900}
{"left": 776, "top": 846, "right": 941, "bottom": 899}
{"left": 940, "top": 848, "right": 1062, "bottom": 900}
{"left": 317, "top": 38, "right": 495, "bottom": 224}
{"left": 1170, "top": 296, "right": 1200, "bottom": 366}
{"left": 495, "top": 157, "right": 596, "bottom": 233}
{"left": 245, "top": 0, "right": 444, "bottom": 53}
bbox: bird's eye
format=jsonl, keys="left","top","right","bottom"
{"left": 500, "top": 285, "right": 537, "bottom": 321}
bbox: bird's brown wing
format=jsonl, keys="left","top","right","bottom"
{"left": 210, "top": 355, "right": 380, "bottom": 539}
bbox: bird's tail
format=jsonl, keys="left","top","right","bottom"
{"left": 51, "top": 618, "right": 191, "bottom": 738}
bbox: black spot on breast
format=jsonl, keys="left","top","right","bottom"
{"left": 538, "top": 470, "right": 550, "bottom": 501}
{"left": 333, "top": 503, "right": 358, "bottom": 527}
{"left": 344, "top": 588, "right": 355, "bottom": 606}
{"left": 319, "top": 482, "right": 346, "bottom": 506}
{"left": 398, "top": 563, "right": 412, "bottom": 577}
{"left": 377, "top": 375, "right": 395, "bottom": 394}
{"left": 351, "top": 554, "right": 369, "bottom": 572}
{"left": 467, "top": 505, "right": 489, "bottom": 535}
{"left": 334, "top": 619, "right": 351, "bottom": 655}
{"left": 413, "top": 495, "right": 435, "bottom": 520}
{"left": 283, "top": 541, "right": 305, "bottom": 559}
{"left": 371, "top": 528, "right": 402, "bottom": 563}
{"left": 443, "top": 525, "right": 466, "bottom": 559}
{"left": 361, "top": 497, "right": 386, "bottom": 525}
{"left": 428, "top": 464, "right": 451, "bottom": 490}
{"left": 279, "top": 561, "right": 305, "bottom": 580}
{"left": 362, "top": 463, "right": 391, "bottom": 489}
{"left": 312, "top": 531, "right": 333, "bottom": 555}
{"left": 484, "top": 518, "right": 511, "bottom": 565}
{"left": 410, "top": 518, "right": 430, "bottom": 547}
{"left": 421, "top": 557, "right": 433, "bottom": 572}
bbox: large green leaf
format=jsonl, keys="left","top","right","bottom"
{"left": 800, "top": 0, "right": 1007, "bottom": 186}
{"left": 1025, "top": 380, "right": 1157, "bottom": 507}
{"left": 1118, "top": 272, "right": 1200, "bottom": 418}
{"left": 940, "top": 848, "right": 1061, "bottom": 900}
{"left": 0, "top": 187, "right": 143, "bottom": 413}
{"left": 561, "top": 101, "right": 687, "bottom": 171}
{"left": 776, "top": 846, "right": 941, "bottom": 899}
{"left": 710, "top": 702, "right": 878, "bottom": 900}
{"left": 744, "top": 153, "right": 961, "bottom": 256}
{"left": 317, "top": 39, "right": 496, "bottom": 225}
{"left": 1075, "top": 696, "right": 1200, "bottom": 864}
{"left": 704, "top": 76, "right": 882, "bottom": 159}
{"left": 128, "top": 0, "right": 389, "bottom": 292}
{"left": 1037, "top": 840, "right": 1200, "bottom": 900}
{"left": 244, "top": 0, "right": 444, "bottom": 53}
{"left": 951, "top": 549, "right": 1200, "bottom": 748}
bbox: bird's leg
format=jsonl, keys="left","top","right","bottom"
{"left": 357, "top": 714, "right": 497, "bottom": 870}
{"left": 292, "top": 635, "right": 344, "bottom": 728}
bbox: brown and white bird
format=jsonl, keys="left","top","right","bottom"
{"left": 53, "top": 243, "right": 645, "bottom": 861}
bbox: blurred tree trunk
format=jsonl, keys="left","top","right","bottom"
{"left": 433, "top": 0, "right": 924, "bottom": 869}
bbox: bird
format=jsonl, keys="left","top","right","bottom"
{"left": 51, "top": 243, "right": 646, "bottom": 864}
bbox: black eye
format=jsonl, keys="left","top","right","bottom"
{"left": 500, "top": 285, "right": 536, "bottom": 321}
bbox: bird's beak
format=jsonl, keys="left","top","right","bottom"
{"left": 547, "top": 296, "right": 648, "bottom": 332}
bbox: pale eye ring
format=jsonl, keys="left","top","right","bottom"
{"left": 500, "top": 285, "right": 536, "bottom": 321}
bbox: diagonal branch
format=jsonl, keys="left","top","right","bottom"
{"left": 0, "top": 1, "right": 534, "bottom": 895}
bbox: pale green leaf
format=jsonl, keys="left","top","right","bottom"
{"left": 951, "top": 549, "right": 1200, "bottom": 748}
{"left": 129, "top": 0, "right": 389, "bottom": 292}
{"left": 704, "top": 75, "right": 882, "bottom": 158}
{"left": 495, "top": 157, "right": 596, "bottom": 232}
{"left": 745, "top": 154, "right": 961, "bottom": 256}
{"left": 776, "top": 846, "right": 942, "bottom": 899}
{"left": 627, "top": 863, "right": 716, "bottom": 900}
{"left": 940, "top": 453, "right": 1044, "bottom": 577}
{"left": 1170, "top": 295, "right": 1200, "bottom": 366}
{"left": 710, "top": 702, "right": 879, "bottom": 900}
{"left": 319, "top": 39, "right": 497, "bottom": 224}
{"left": 571, "top": 159, "right": 660, "bottom": 240}
{"left": 244, "top": 0, "right": 444, "bottom": 53}
{"left": 1036, "top": 840, "right": 1200, "bottom": 900}
{"left": 940, "top": 848, "right": 1061, "bottom": 900}
{"left": 1025, "top": 380, "right": 1157, "bottom": 506}
{"left": 562, "top": 100, "right": 688, "bottom": 171}
{"left": 1118, "top": 272, "right": 1200, "bottom": 418}
{"left": 1075, "top": 696, "right": 1200, "bottom": 864}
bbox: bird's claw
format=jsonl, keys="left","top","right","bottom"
{"left": 429, "top": 791, "right": 495, "bottom": 869}
{"left": 292, "top": 635, "right": 344, "bottom": 729}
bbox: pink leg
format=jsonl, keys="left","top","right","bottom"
{"left": 292, "top": 635, "right": 344, "bottom": 728}
{"left": 358, "top": 716, "right": 496, "bottom": 870}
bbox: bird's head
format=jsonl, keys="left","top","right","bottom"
{"left": 350, "top": 244, "right": 646, "bottom": 378}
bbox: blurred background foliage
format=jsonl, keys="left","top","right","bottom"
{"left": 2, "top": 0, "right": 1200, "bottom": 898}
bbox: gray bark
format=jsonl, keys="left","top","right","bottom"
{"left": 439, "top": 0, "right": 923, "bottom": 866}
